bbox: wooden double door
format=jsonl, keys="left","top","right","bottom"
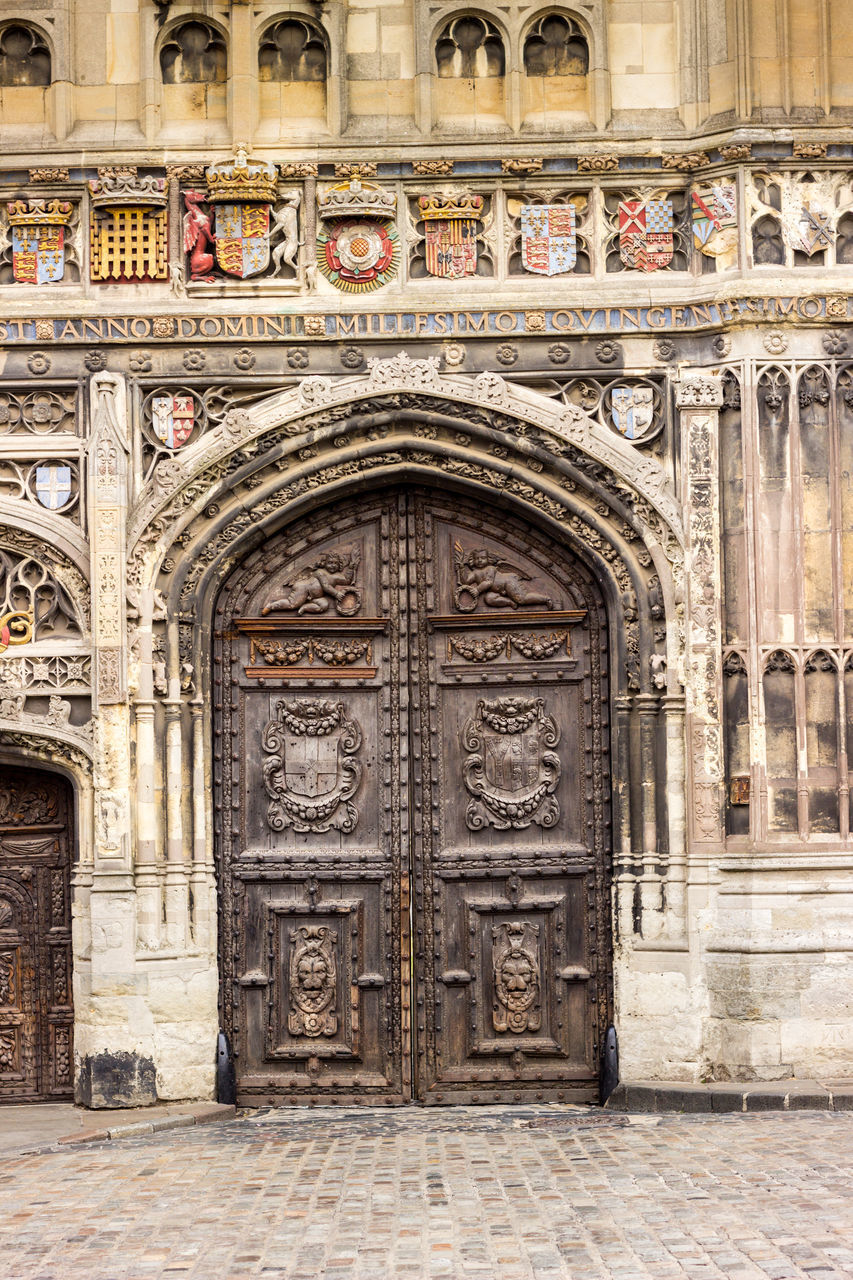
{"left": 215, "top": 488, "right": 613, "bottom": 1104}
{"left": 0, "top": 766, "right": 74, "bottom": 1102}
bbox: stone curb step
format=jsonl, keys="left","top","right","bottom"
{"left": 55, "top": 1103, "right": 236, "bottom": 1146}
{"left": 605, "top": 1081, "right": 853, "bottom": 1114}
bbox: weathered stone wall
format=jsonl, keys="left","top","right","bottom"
{"left": 0, "top": 0, "right": 852, "bottom": 1104}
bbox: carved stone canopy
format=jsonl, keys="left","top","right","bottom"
{"left": 675, "top": 374, "right": 724, "bottom": 409}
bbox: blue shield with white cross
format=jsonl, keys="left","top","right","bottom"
{"left": 35, "top": 464, "right": 72, "bottom": 510}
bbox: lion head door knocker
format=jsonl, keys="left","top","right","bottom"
{"left": 261, "top": 545, "right": 361, "bottom": 617}
{"left": 492, "top": 920, "right": 542, "bottom": 1034}
{"left": 453, "top": 542, "right": 553, "bottom": 613}
{"left": 288, "top": 925, "right": 338, "bottom": 1037}
{"left": 262, "top": 698, "right": 363, "bottom": 834}
{"left": 462, "top": 697, "right": 561, "bottom": 831}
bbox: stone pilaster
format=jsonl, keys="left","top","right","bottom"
{"left": 677, "top": 373, "right": 726, "bottom": 852}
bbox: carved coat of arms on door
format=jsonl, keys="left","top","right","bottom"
{"left": 262, "top": 698, "right": 363, "bottom": 833}
{"left": 462, "top": 697, "right": 561, "bottom": 830}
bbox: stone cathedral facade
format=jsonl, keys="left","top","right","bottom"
{"left": 0, "top": 0, "right": 852, "bottom": 1107}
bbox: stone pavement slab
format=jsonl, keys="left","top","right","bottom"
{"left": 1, "top": 1106, "right": 852, "bottom": 1279}
{"left": 606, "top": 1078, "right": 853, "bottom": 1114}
{"left": 0, "top": 1101, "right": 235, "bottom": 1156}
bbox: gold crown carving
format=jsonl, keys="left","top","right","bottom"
{"left": 418, "top": 194, "right": 484, "bottom": 220}
{"left": 205, "top": 147, "right": 278, "bottom": 204}
{"left": 318, "top": 178, "right": 397, "bottom": 221}
{"left": 6, "top": 199, "right": 73, "bottom": 227}
{"left": 88, "top": 175, "right": 167, "bottom": 210}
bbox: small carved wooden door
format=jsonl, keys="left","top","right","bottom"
{"left": 216, "top": 489, "right": 612, "bottom": 1104}
{"left": 0, "top": 766, "right": 74, "bottom": 1102}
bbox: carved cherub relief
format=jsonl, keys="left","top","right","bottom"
{"left": 453, "top": 542, "right": 553, "bottom": 612}
{"left": 262, "top": 546, "right": 361, "bottom": 617}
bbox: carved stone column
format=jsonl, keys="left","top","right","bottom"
{"left": 87, "top": 373, "right": 132, "bottom": 877}
{"left": 79, "top": 374, "right": 153, "bottom": 1105}
{"left": 677, "top": 373, "right": 726, "bottom": 855}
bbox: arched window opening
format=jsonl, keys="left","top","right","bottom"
{"left": 160, "top": 21, "right": 227, "bottom": 85}
{"left": 435, "top": 16, "right": 505, "bottom": 78}
{"left": 0, "top": 24, "right": 50, "bottom": 87}
{"left": 524, "top": 13, "right": 588, "bottom": 77}
{"left": 259, "top": 20, "right": 327, "bottom": 83}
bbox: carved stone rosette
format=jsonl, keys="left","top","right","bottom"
{"left": 262, "top": 698, "right": 363, "bottom": 833}
{"left": 463, "top": 697, "right": 561, "bottom": 831}
{"left": 288, "top": 925, "right": 338, "bottom": 1037}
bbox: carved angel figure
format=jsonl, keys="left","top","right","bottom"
{"left": 262, "top": 548, "right": 361, "bottom": 617}
{"left": 453, "top": 543, "right": 553, "bottom": 612}
{"left": 182, "top": 189, "right": 215, "bottom": 282}
{"left": 271, "top": 192, "right": 302, "bottom": 276}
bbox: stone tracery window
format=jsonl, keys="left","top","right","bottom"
{"left": 160, "top": 21, "right": 227, "bottom": 85}
{"left": 259, "top": 20, "right": 327, "bottom": 83}
{"left": 435, "top": 16, "right": 505, "bottom": 78}
{"left": 0, "top": 23, "right": 51, "bottom": 87}
{"left": 721, "top": 361, "right": 853, "bottom": 842}
{"left": 523, "top": 13, "right": 588, "bottom": 77}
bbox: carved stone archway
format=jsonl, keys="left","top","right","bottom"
{"left": 121, "top": 356, "right": 688, "bottom": 969}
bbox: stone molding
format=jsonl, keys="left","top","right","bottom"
{"left": 128, "top": 355, "right": 683, "bottom": 569}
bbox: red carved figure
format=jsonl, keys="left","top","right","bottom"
{"left": 182, "top": 189, "right": 215, "bottom": 282}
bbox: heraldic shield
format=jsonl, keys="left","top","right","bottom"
{"left": 610, "top": 385, "right": 654, "bottom": 440}
{"left": 262, "top": 698, "right": 363, "bottom": 834}
{"left": 11, "top": 224, "right": 64, "bottom": 284}
{"left": 520, "top": 204, "right": 576, "bottom": 276}
{"left": 618, "top": 198, "right": 674, "bottom": 272}
{"left": 35, "top": 464, "right": 72, "bottom": 510}
{"left": 214, "top": 202, "right": 270, "bottom": 278}
{"left": 691, "top": 183, "right": 736, "bottom": 252}
{"left": 7, "top": 199, "right": 72, "bottom": 285}
{"left": 151, "top": 395, "right": 195, "bottom": 449}
{"left": 463, "top": 696, "right": 561, "bottom": 831}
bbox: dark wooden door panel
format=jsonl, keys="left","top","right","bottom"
{"left": 0, "top": 767, "right": 73, "bottom": 1102}
{"left": 216, "top": 488, "right": 612, "bottom": 1105}
{"left": 216, "top": 498, "right": 411, "bottom": 1104}
{"left": 235, "top": 871, "right": 400, "bottom": 1100}
{"left": 412, "top": 496, "right": 611, "bottom": 1102}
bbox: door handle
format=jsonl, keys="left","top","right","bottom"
{"left": 238, "top": 970, "right": 269, "bottom": 987}
{"left": 356, "top": 972, "right": 386, "bottom": 988}
{"left": 439, "top": 969, "right": 473, "bottom": 985}
{"left": 558, "top": 965, "right": 591, "bottom": 981}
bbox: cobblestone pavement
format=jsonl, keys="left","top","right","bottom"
{"left": 3, "top": 1106, "right": 853, "bottom": 1280}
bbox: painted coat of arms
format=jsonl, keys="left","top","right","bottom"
{"left": 520, "top": 204, "right": 576, "bottom": 276}
{"left": 691, "top": 183, "right": 737, "bottom": 258}
{"left": 34, "top": 464, "right": 72, "bottom": 510}
{"left": 7, "top": 200, "right": 72, "bottom": 284}
{"left": 609, "top": 386, "right": 655, "bottom": 440}
{"left": 462, "top": 697, "right": 561, "bottom": 831}
{"left": 151, "top": 395, "right": 195, "bottom": 449}
{"left": 205, "top": 149, "right": 278, "bottom": 279}
{"left": 262, "top": 698, "right": 363, "bottom": 834}
{"left": 317, "top": 178, "right": 399, "bottom": 293}
{"left": 418, "top": 194, "right": 484, "bottom": 279}
{"left": 618, "top": 198, "right": 674, "bottom": 272}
